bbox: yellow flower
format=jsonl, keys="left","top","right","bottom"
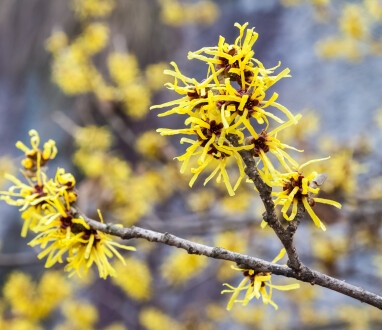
{"left": 188, "top": 23, "right": 292, "bottom": 103}
{"left": 72, "top": 23, "right": 109, "bottom": 55}
{"left": 71, "top": 0, "right": 115, "bottom": 19}
{"left": 112, "top": 257, "right": 152, "bottom": 301}
{"left": 222, "top": 248, "right": 300, "bottom": 310}
{"left": 159, "top": 0, "right": 219, "bottom": 26}
{"left": 65, "top": 211, "right": 136, "bottom": 279}
{"left": 0, "top": 131, "right": 61, "bottom": 237}
{"left": 339, "top": 4, "right": 369, "bottom": 40}
{"left": 135, "top": 131, "right": 167, "bottom": 159}
{"left": 152, "top": 23, "right": 300, "bottom": 194}
{"left": 139, "top": 307, "right": 183, "bottom": 330}
{"left": 220, "top": 189, "right": 252, "bottom": 214}
{"left": 74, "top": 125, "right": 113, "bottom": 151}
{"left": 123, "top": 83, "right": 151, "bottom": 120}
{"left": 108, "top": 52, "right": 140, "bottom": 87}
{"left": 15, "top": 129, "right": 57, "bottom": 171}
{"left": 247, "top": 115, "right": 303, "bottom": 174}
{"left": 314, "top": 148, "right": 367, "bottom": 197}
{"left": 60, "top": 300, "right": 98, "bottom": 330}
{"left": 186, "top": 189, "right": 216, "bottom": 212}
{"left": 1, "top": 130, "right": 136, "bottom": 279}
{"left": 365, "top": 0, "right": 382, "bottom": 21}
{"left": 51, "top": 46, "right": 93, "bottom": 94}
{"left": 311, "top": 233, "right": 348, "bottom": 264}
{"left": 3, "top": 271, "right": 70, "bottom": 321}
{"left": 271, "top": 158, "right": 342, "bottom": 231}
{"left": 45, "top": 31, "right": 68, "bottom": 54}
{"left": 161, "top": 244, "right": 208, "bottom": 286}
{"left": 145, "top": 62, "right": 170, "bottom": 91}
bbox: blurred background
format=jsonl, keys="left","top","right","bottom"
{"left": 0, "top": 0, "right": 382, "bottom": 329}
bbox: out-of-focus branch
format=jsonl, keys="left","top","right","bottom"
{"left": 227, "top": 134, "right": 302, "bottom": 271}
{"left": 84, "top": 217, "right": 382, "bottom": 310}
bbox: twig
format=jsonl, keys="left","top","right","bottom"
{"left": 84, "top": 217, "right": 382, "bottom": 310}
{"left": 227, "top": 134, "right": 302, "bottom": 271}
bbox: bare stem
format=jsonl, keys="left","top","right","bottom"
{"left": 85, "top": 217, "right": 382, "bottom": 310}
{"left": 227, "top": 134, "right": 302, "bottom": 271}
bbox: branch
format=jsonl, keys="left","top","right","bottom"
{"left": 227, "top": 134, "right": 302, "bottom": 271}
{"left": 85, "top": 217, "right": 382, "bottom": 310}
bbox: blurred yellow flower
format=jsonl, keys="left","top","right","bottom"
{"left": 108, "top": 53, "right": 140, "bottom": 87}
{"left": 74, "top": 125, "right": 113, "bottom": 151}
{"left": 3, "top": 271, "right": 70, "bottom": 321}
{"left": 186, "top": 189, "right": 216, "bottom": 212}
{"left": 339, "top": 4, "right": 369, "bottom": 40}
{"left": 59, "top": 300, "right": 98, "bottom": 330}
{"left": 112, "top": 257, "right": 152, "bottom": 301}
{"left": 145, "top": 62, "right": 170, "bottom": 91}
{"left": 123, "top": 83, "right": 151, "bottom": 119}
{"left": 161, "top": 245, "right": 208, "bottom": 286}
{"left": 71, "top": 0, "right": 115, "bottom": 19}
{"left": 316, "top": 37, "right": 362, "bottom": 62}
{"left": 135, "top": 131, "right": 167, "bottom": 159}
{"left": 74, "top": 23, "right": 109, "bottom": 55}
{"left": 139, "top": 307, "right": 183, "bottom": 330}
{"left": 159, "top": 0, "right": 219, "bottom": 26}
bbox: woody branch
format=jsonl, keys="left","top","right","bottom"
{"left": 84, "top": 216, "right": 382, "bottom": 310}
{"left": 227, "top": 134, "right": 302, "bottom": 271}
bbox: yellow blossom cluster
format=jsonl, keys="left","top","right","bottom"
{"left": 73, "top": 125, "right": 173, "bottom": 226}
{"left": 315, "top": 1, "right": 382, "bottom": 61}
{"left": 281, "top": 0, "right": 331, "bottom": 21}
{"left": 112, "top": 257, "right": 152, "bottom": 301}
{"left": 71, "top": 0, "right": 115, "bottom": 19}
{"left": 152, "top": 22, "right": 341, "bottom": 232}
{"left": 158, "top": 0, "right": 219, "bottom": 26}
{"left": 135, "top": 131, "right": 168, "bottom": 159}
{"left": 311, "top": 233, "right": 348, "bottom": 266}
{"left": 46, "top": 1, "right": 169, "bottom": 120}
{"left": 57, "top": 300, "right": 98, "bottom": 330}
{"left": 222, "top": 249, "right": 300, "bottom": 310}
{"left": 139, "top": 307, "right": 183, "bottom": 330}
{"left": 161, "top": 244, "right": 209, "bottom": 286}
{"left": 315, "top": 148, "right": 367, "bottom": 198}
{"left": 0, "top": 130, "right": 135, "bottom": 279}
{"left": 269, "top": 159, "right": 342, "bottom": 231}
{"left": 3, "top": 271, "right": 70, "bottom": 321}
{"left": 152, "top": 22, "right": 344, "bottom": 310}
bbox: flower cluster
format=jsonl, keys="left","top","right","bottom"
{"left": 270, "top": 159, "right": 342, "bottom": 231}
{"left": 152, "top": 23, "right": 300, "bottom": 195}
{"left": 152, "top": 22, "right": 341, "bottom": 231}
{"left": 222, "top": 249, "right": 300, "bottom": 310}
{"left": 3, "top": 271, "right": 70, "bottom": 322}
{"left": 0, "top": 130, "right": 135, "bottom": 279}
{"left": 73, "top": 125, "right": 172, "bottom": 226}
{"left": 159, "top": 0, "right": 219, "bottom": 26}
{"left": 46, "top": 0, "right": 169, "bottom": 120}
